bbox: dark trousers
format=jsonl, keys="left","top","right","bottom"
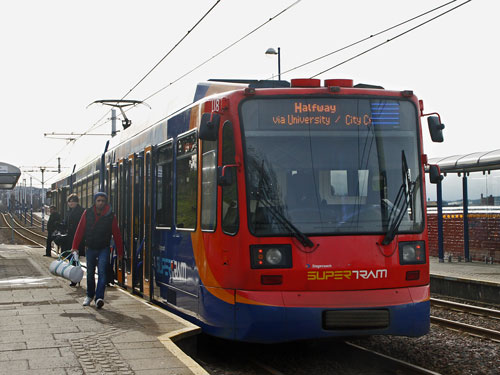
{"left": 45, "top": 235, "right": 53, "bottom": 256}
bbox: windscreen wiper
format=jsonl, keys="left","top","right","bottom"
{"left": 256, "top": 193, "right": 314, "bottom": 248}
{"left": 381, "top": 151, "right": 415, "bottom": 245}
{"left": 253, "top": 160, "right": 314, "bottom": 248}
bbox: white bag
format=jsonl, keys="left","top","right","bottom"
{"left": 49, "top": 253, "right": 84, "bottom": 283}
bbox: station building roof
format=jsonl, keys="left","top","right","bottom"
{"left": 428, "top": 149, "right": 500, "bottom": 174}
{"left": 0, "top": 162, "right": 21, "bottom": 189}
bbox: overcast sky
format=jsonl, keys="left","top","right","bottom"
{"left": 1, "top": 0, "right": 495, "bottom": 188}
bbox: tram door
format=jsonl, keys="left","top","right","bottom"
{"left": 134, "top": 153, "right": 144, "bottom": 293}
{"left": 60, "top": 187, "right": 68, "bottom": 217}
{"left": 124, "top": 155, "right": 134, "bottom": 289}
{"left": 143, "top": 146, "right": 153, "bottom": 300}
{"left": 126, "top": 153, "right": 144, "bottom": 293}
{"left": 116, "top": 159, "right": 125, "bottom": 285}
{"left": 108, "top": 162, "right": 118, "bottom": 284}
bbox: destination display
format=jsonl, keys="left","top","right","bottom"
{"left": 241, "top": 98, "right": 414, "bottom": 132}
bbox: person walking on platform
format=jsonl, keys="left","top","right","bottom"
{"left": 63, "top": 194, "right": 85, "bottom": 286}
{"left": 71, "top": 192, "right": 123, "bottom": 309}
{"left": 45, "top": 206, "right": 61, "bottom": 257}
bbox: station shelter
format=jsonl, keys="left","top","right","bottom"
{"left": 428, "top": 150, "right": 500, "bottom": 263}
{"left": 0, "top": 162, "right": 21, "bottom": 190}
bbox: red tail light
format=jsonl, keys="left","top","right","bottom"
{"left": 261, "top": 275, "right": 283, "bottom": 285}
{"left": 406, "top": 271, "right": 420, "bottom": 281}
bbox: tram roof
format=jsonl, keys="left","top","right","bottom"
{"left": 0, "top": 162, "right": 21, "bottom": 189}
{"left": 428, "top": 149, "right": 500, "bottom": 174}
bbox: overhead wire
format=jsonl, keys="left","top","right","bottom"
{"left": 80, "top": 0, "right": 223, "bottom": 137}
{"left": 121, "top": 0, "right": 222, "bottom": 101}
{"left": 141, "top": 0, "right": 302, "bottom": 102}
{"left": 44, "top": 0, "right": 470, "bottom": 168}
{"left": 311, "top": 0, "right": 472, "bottom": 78}
{"left": 43, "top": 1, "right": 223, "bottom": 167}
{"left": 108, "top": 0, "right": 465, "bottom": 132}
{"left": 89, "top": 0, "right": 302, "bottom": 132}
{"left": 276, "top": 0, "right": 460, "bottom": 79}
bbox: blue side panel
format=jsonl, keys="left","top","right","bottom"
{"left": 152, "top": 229, "right": 199, "bottom": 314}
{"left": 193, "top": 83, "right": 212, "bottom": 103}
{"left": 198, "top": 286, "right": 235, "bottom": 339}
{"left": 169, "top": 231, "right": 199, "bottom": 311}
{"left": 167, "top": 111, "right": 191, "bottom": 139}
{"left": 233, "top": 300, "right": 430, "bottom": 343}
{"left": 151, "top": 108, "right": 201, "bottom": 315}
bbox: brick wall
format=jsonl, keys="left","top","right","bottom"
{"left": 427, "top": 213, "right": 500, "bottom": 262}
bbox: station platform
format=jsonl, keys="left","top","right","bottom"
{"left": 429, "top": 256, "right": 500, "bottom": 305}
{"left": 0, "top": 243, "right": 208, "bottom": 375}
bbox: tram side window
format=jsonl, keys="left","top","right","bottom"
{"left": 111, "top": 166, "right": 118, "bottom": 217}
{"left": 201, "top": 140, "right": 217, "bottom": 231}
{"left": 83, "top": 178, "right": 89, "bottom": 208}
{"left": 221, "top": 122, "right": 239, "bottom": 234}
{"left": 156, "top": 142, "right": 173, "bottom": 227}
{"left": 93, "top": 173, "right": 99, "bottom": 195}
{"left": 104, "top": 167, "right": 109, "bottom": 195}
{"left": 176, "top": 132, "right": 197, "bottom": 230}
{"left": 76, "top": 182, "right": 82, "bottom": 205}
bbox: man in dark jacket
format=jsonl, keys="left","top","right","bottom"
{"left": 64, "top": 194, "right": 85, "bottom": 251}
{"left": 71, "top": 192, "right": 123, "bottom": 309}
{"left": 45, "top": 206, "right": 61, "bottom": 257}
{"left": 64, "top": 194, "right": 85, "bottom": 286}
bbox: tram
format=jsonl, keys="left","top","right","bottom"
{"left": 50, "top": 78, "right": 445, "bottom": 343}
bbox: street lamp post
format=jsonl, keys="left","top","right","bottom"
{"left": 23, "top": 178, "right": 26, "bottom": 224}
{"left": 265, "top": 47, "right": 281, "bottom": 80}
{"left": 30, "top": 177, "right": 33, "bottom": 227}
{"left": 41, "top": 167, "right": 45, "bottom": 232}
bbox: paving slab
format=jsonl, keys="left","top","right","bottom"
{"left": 0, "top": 243, "right": 208, "bottom": 375}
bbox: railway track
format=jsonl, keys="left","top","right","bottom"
{"left": 195, "top": 335, "right": 442, "bottom": 375}
{"left": 8, "top": 213, "right": 47, "bottom": 240}
{"left": 19, "top": 211, "right": 44, "bottom": 228}
{"left": 250, "top": 342, "right": 441, "bottom": 375}
{"left": 430, "top": 297, "right": 500, "bottom": 342}
{"left": 0, "top": 212, "right": 46, "bottom": 248}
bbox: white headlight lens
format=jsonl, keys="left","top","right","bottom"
{"left": 265, "top": 248, "right": 283, "bottom": 265}
{"left": 402, "top": 245, "right": 416, "bottom": 262}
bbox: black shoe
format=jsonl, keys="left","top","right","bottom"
{"left": 69, "top": 282, "right": 77, "bottom": 287}
{"left": 96, "top": 299, "right": 104, "bottom": 309}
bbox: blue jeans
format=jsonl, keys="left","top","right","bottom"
{"left": 85, "top": 247, "right": 110, "bottom": 301}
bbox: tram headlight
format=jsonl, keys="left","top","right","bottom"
{"left": 265, "top": 248, "right": 283, "bottom": 265}
{"left": 250, "top": 245, "right": 292, "bottom": 269}
{"left": 399, "top": 241, "right": 426, "bottom": 265}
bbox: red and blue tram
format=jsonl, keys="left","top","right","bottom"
{"left": 50, "top": 78, "right": 444, "bottom": 343}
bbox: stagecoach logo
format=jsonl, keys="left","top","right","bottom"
{"left": 307, "top": 268, "right": 388, "bottom": 281}
{"left": 155, "top": 257, "right": 189, "bottom": 281}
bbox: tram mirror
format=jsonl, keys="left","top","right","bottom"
{"left": 428, "top": 116, "right": 445, "bottom": 143}
{"left": 199, "top": 113, "right": 220, "bottom": 141}
{"left": 429, "top": 164, "right": 443, "bottom": 184}
{"left": 218, "top": 165, "right": 236, "bottom": 186}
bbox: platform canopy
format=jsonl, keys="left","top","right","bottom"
{"left": 428, "top": 149, "right": 500, "bottom": 174}
{"left": 0, "top": 162, "right": 21, "bottom": 189}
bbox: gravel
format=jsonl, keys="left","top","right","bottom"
{"left": 350, "top": 325, "right": 499, "bottom": 375}
{"left": 194, "top": 298, "right": 500, "bottom": 375}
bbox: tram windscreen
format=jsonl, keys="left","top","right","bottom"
{"left": 240, "top": 97, "right": 424, "bottom": 236}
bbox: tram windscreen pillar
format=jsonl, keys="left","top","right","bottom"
{"left": 437, "top": 179, "right": 444, "bottom": 262}
{"left": 462, "top": 174, "right": 470, "bottom": 261}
